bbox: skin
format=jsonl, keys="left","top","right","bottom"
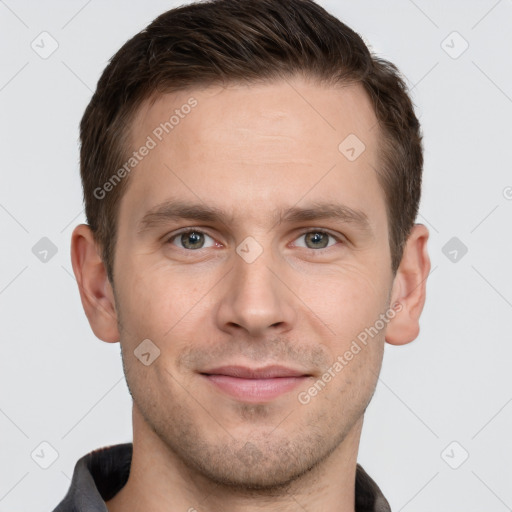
{"left": 71, "top": 76, "right": 430, "bottom": 512}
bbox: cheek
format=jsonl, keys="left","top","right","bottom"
{"left": 117, "top": 261, "right": 214, "bottom": 343}
{"left": 117, "top": 243, "right": 391, "bottom": 351}
{"left": 302, "top": 264, "right": 390, "bottom": 341}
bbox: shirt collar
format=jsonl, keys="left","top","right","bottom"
{"left": 52, "top": 443, "right": 391, "bottom": 512}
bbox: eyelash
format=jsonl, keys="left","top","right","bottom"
{"left": 165, "top": 228, "right": 344, "bottom": 252}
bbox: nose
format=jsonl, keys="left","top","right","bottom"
{"left": 215, "top": 244, "right": 297, "bottom": 338}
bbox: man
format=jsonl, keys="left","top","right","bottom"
{"left": 54, "top": 0, "right": 431, "bottom": 510}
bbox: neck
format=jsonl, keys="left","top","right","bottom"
{"left": 106, "top": 405, "right": 363, "bottom": 512}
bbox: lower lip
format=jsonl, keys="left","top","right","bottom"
{"left": 201, "top": 374, "right": 308, "bottom": 402}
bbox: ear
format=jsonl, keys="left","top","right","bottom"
{"left": 385, "top": 223, "right": 431, "bottom": 346}
{"left": 70, "top": 224, "right": 120, "bottom": 343}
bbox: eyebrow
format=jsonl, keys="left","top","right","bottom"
{"left": 137, "top": 199, "right": 373, "bottom": 235}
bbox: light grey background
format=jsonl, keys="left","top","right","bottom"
{"left": 1, "top": 0, "right": 511, "bottom": 510}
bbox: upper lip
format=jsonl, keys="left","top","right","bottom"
{"left": 200, "top": 365, "right": 310, "bottom": 379}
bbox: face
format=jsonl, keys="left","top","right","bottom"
{"left": 111, "top": 77, "right": 395, "bottom": 489}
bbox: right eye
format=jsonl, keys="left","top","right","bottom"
{"left": 166, "top": 229, "right": 218, "bottom": 251}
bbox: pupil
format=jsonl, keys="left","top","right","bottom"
{"left": 307, "top": 232, "right": 327, "bottom": 249}
{"left": 183, "top": 231, "right": 203, "bottom": 249}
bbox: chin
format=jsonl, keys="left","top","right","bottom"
{"left": 178, "top": 431, "right": 333, "bottom": 493}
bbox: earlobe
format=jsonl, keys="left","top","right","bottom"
{"left": 385, "top": 223, "right": 431, "bottom": 346}
{"left": 70, "top": 224, "right": 120, "bottom": 343}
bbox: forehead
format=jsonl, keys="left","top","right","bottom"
{"left": 119, "top": 78, "right": 385, "bottom": 231}
{"left": 131, "top": 78, "right": 379, "bottom": 156}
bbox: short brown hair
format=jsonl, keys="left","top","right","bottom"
{"left": 80, "top": 0, "right": 423, "bottom": 283}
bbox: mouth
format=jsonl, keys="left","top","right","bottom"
{"left": 199, "top": 365, "right": 312, "bottom": 402}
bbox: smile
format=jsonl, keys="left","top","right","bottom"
{"left": 200, "top": 365, "right": 311, "bottom": 402}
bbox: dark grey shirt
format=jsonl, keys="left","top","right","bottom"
{"left": 52, "top": 443, "right": 391, "bottom": 511}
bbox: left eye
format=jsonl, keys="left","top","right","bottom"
{"left": 293, "top": 230, "right": 339, "bottom": 250}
